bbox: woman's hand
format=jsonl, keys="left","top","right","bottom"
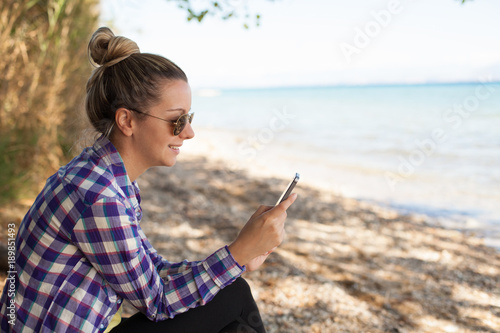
{"left": 245, "top": 248, "right": 275, "bottom": 272}
{"left": 228, "top": 193, "right": 297, "bottom": 269}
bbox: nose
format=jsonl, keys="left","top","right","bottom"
{"left": 179, "top": 121, "right": 195, "bottom": 140}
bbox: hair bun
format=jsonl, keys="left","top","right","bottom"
{"left": 88, "top": 27, "right": 140, "bottom": 67}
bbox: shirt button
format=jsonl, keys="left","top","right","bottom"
{"left": 99, "top": 324, "right": 105, "bottom": 329}
{"left": 136, "top": 211, "right": 141, "bottom": 217}
{"left": 117, "top": 299, "right": 122, "bottom": 304}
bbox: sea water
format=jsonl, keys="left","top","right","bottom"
{"left": 184, "top": 83, "right": 500, "bottom": 248}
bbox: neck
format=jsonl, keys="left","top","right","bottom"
{"left": 109, "top": 135, "right": 146, "bottom": 183}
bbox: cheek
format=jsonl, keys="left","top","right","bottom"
{"left": 154, "top": 134, "right": 176, "bottom": 153}
{"left": 140, "top": 129, "right": 166, "bottom": 155}
{"left": 147, "top": 124, "right": 171, "bottom": 142}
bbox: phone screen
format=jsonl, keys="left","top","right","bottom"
{"left": 275, "top": 173, "right": 300, "bottom": 206}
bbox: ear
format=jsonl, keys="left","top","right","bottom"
{"left": 114, "top": 108, "right": 135, "bottom": 137}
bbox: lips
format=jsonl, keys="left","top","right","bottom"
{"left": 168, "top": 144, "right": 182, "bottom": 151}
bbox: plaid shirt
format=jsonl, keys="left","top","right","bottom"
{"left": 0, "top": 136, "right": 244, "bottom": 332}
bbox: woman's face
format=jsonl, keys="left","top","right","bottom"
{"left": 133, "top": 79, "right": 194, "bottom": 168}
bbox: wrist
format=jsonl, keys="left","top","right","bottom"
{"left": 228, "top": 241, "right": 251, "bottom": 267}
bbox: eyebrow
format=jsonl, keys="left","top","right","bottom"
{"left": 165, "top": 108, "right": 190, "bottom": 113}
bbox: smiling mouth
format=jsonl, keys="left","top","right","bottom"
{"left": 169, "top": 145, "right": 181, "bottom": 151}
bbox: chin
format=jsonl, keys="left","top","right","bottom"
{"left": 163, "top": 158, "right": 177, "bottom": 167}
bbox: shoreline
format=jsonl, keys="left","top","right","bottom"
{"left": 0, "top": 153, "right": 498, "bottom": 332}
{"left": 181, "top": 127, "right": 500, "bottom": 251}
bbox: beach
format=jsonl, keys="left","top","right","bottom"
{"left": 0, "top": 153, "right": 499, "bottom": 332}
{"left": 187, "top": 84, "right": 500, "bottom": 249}
{"left": 127, "top": 154, "right": 500, "bottom": 332}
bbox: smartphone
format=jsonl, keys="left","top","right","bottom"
{"left": 275, "top": 173, "right": 300, "bottom": 206}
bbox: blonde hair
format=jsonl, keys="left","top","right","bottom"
{"left": 85, "top": 27, "right": 187, "bottom": 138}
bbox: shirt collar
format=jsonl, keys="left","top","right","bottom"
{"left": 93, "top": 135, "right": 141, "bottom": 203}
{"left": 93, "top": 135, "right": 124, "bottom": 167}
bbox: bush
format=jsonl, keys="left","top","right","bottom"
{"left": 0, "top": 0, "right": 99, "bottom": 204}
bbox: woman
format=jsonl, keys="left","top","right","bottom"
{"left": 0, "top": 27, "right": 297, "bottom": 333}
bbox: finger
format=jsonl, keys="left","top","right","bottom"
{"left": 276, "top": 193, "right": 298, "bottom": 211}
{"left": 251, "top": 205, "right": 273, "bottom": 218}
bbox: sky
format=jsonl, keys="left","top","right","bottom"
{"left": 100, "top": 0, "right": 500, "bottom": 89}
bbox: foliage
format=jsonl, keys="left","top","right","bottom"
{"left": 168, "top": 0, "right": 272, "bottom": 29}
{"left": 0, "top": 0, "right": 99, "bottom": 204}
{"left": 171, "top": 0, "right": 471, "bottom": 29}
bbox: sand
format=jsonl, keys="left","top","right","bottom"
{"left": 1, "top": 154, "right": 499, "bottom": 332}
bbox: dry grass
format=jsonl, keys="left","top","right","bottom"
{"left": 0, "top": 0, "right": 99, "bottom": 204}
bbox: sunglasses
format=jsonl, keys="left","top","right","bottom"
{"left": 129, "top": 109, "right": 194, "bottom": 136}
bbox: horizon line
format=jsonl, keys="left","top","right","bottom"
{"left": 192, "top": 79, "right": 500, "bottom": 92}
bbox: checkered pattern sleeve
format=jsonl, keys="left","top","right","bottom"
{"left": 72, "top": 197, "right": 244, "bottom": 321}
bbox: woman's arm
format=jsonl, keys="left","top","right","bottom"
{"left": 72, "top": 197, "right": 244, "bottom": 321}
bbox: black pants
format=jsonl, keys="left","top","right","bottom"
{"left": 110, "top": 278, "right": 266, "bottom": 333}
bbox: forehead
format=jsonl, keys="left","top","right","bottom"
{"left": 154, "top": 80, "right": 191, "bottom": 112}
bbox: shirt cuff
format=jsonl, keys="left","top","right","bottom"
{"left": 203, "top": 246, "right": 245, "bottom": 288}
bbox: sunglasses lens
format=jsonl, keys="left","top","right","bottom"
{"left": 173, "top": 113, "right": 193, "bottom": 136}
